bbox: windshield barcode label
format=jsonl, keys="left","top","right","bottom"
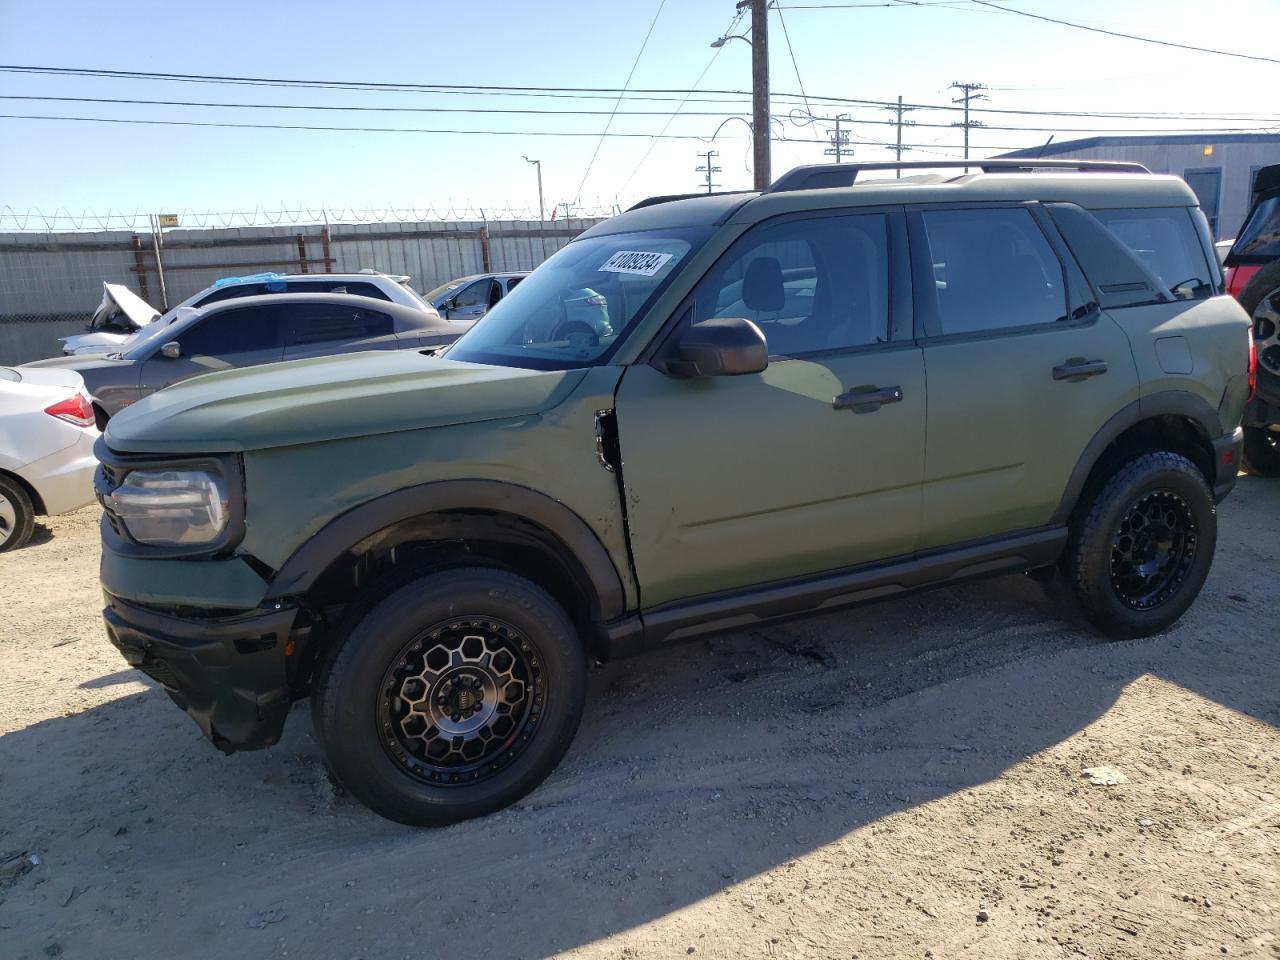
{"left": 599, "top": 251, "right": 674, "bottom": 277}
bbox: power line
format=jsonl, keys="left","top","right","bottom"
{"left": 4, "top": 63, "right": 1279, "bottom": 123}
{"left": 774, "top": 1, "right": 813, "bottom": 118}
{"left": 0, "top": 112, "right": 1049, "bottom": 149}
{"left": 2, "top": 107, "right": 1273, "bottom": 139}
{"left": 574, "top": 0, "right": 667, "bottom": 202}
{"left": 964, "top": 1, "right": 1280, "bottom": 66}
{"left": 617, "top": 9, "right": 746, "bottom": 193}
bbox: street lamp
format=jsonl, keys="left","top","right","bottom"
{"left": 709, "top": 34, "right": 750, "bottom": 48}
{"left": 522, "top": 156, "right": 544, "bottom": 223}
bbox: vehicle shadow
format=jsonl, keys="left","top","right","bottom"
{"left": 1, "top": 482, "right": 1276, "bottom": 959}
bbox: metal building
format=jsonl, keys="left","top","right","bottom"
{"left": 1001, "top": 133, "right": 1280, "bottom": 240}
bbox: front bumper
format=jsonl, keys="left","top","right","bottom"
{"left": 102, "top": 592, "right": 299, "bottom": 752}
{"left": 1212, "top": 426, "right": 1245, "bottom": 501}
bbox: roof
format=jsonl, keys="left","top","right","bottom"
{"left": 1001, "top": 132, "right": 1280, "bottom": 158}
{"left": 193, "top": 291, "right": 431, "bottom": 323}
{"left": 589, "top": 170, "right": 1197, "bottom": 238}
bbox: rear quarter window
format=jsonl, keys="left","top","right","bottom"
{"left": 0, "top": 367, "right": 19, "bottom": 383}
{"left": 1233, "top": 196, "right": 1280, "bottom": 259}
{"left": 1089, "top": 207, "right": 1215, "bottom": 301}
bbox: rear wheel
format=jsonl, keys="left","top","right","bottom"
{"left": 1239, "top": 261, "right": 1280, "bottom": 383}
{"left": 312, "top": 567, "right": 587, "bottom": 825}
{"left": 0, "top": 475, "right": 35, "bottom": 553}
{"left": 1055, "top": 452, "right": 1216, "bottom": 639}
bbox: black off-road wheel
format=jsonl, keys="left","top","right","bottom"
{"left": 1242, "top": 426, "right": 1280, "bottom": 477}
{"left": 0, "top": 474, "right": 35, "bottom": 553}
{"left": 1054, "top": 452, "right": 1216, "bottom": 639}
{"left": 312, "top": 568, "right": 587, "bottom": 825}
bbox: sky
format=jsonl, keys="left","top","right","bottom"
{"left": 0, "top": 0, "right": 1277, "bottom": 230}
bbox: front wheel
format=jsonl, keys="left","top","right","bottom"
{"left": 1056, "top": 452, "right": 1216, "bottom": 639}
{"left": 312, "top": 568, "right": 587, "bottom": 825}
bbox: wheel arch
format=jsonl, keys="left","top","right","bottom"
{"left": 0, "top": 467, "right": 46, "bottom": 516}
{"left": 1053, "top": 391, "right": 1222, "bottom": 525}
{"left": 264, "top": 480, "right": 628, "bottom": 630}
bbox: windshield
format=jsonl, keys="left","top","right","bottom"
{"left": 0, "top": 367, "right": 19, "bottom": 383}
{"left": 121, "top": 307, "right": 200, "bottom": 359}
{"left": 423, "top": 278, "right": 472, "bottom": 303}
{"left": 446, "top": 227, "right": 708, "bottom": 370}
{"left": 1233, "top": 196, "right": 1280, "bottom": 259}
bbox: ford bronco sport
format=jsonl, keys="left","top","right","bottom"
{"left": 96, "top": 159, "right": 1251, "bottom": 825}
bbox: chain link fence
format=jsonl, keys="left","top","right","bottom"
{"left": 0, "top": 217, "right": 605, "bottom": 365}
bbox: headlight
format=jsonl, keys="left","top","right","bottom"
{"left": 107, "top": 470, "right": 230, "bottom": 546}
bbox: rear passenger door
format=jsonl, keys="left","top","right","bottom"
{"left": 282, "top": 302, "right": 401, "bottom": 360}
{"left": 910, "top": 204, "right": 1140, "bottom": 549}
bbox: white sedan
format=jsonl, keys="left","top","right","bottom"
{"left": 0, "top": 366, "right": 100, "bottom": 551}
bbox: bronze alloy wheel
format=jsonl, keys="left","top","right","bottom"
{"left": 377, "top": 617, "right": 543, "bottom": 785}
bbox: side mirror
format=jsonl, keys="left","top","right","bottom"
{"left": 666, "top": 317, "right": 768, "bottom": 378}
{"left": 160, "top": 341, "right": 181, "bottom": 359}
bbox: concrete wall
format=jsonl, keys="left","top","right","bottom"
{"left": 0, "top": 218, "right": 604, "bottom": 365}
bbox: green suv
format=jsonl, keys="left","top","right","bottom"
{"left": 97, "top": 160, "right": 1251, "bottom": 825}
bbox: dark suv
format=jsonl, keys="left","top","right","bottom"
{"left": 95, "top": 160, "right": 1250, "bottom": 825}
{"left": 1222, "top": 163, "right": 1280, "bottom": 474}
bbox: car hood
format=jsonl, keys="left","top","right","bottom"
{"left": 104, "top": 350, "right": 586, "bottom": 454}
{"left": 101, "top": 282, "right": 160, "bottom": 329}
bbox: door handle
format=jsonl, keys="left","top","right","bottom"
{"left": 1053, "top": 359, "right": 1108, "bottom": 381}
{"left": 833, "top": 385, "right": 903, "bottom": 410}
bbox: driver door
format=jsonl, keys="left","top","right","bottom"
{"left": 446, "top": 279, "right": 497, "bottom": 326}
{"left": 138, "top": 304, "right": 285, "bottom": 397}
{"left": 614, "top": 209, "right": 927, "bottom": 608}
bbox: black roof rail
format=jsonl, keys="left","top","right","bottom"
{"left": 626, "top": 190, "right": 754, "bottom": 211}
{"left": 765, "top": 159, "right": 1151, "bottom": 194}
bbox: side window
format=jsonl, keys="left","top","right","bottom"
{"left": 1090, "top": 207, "right": 1215, "bottom": 300}
{"left": 284, "top": 303, "right": 394, "bottom": 346}
{"left": 284, "top": 280, "right": 392, "bottom": 301}
{"left": 194, "top": 283, "right": 268, "bottom": 306}
{"left": 692, "top": 213, "right": 890, "bottom": 357}
{"left": 453, "top": 280, "right": 494, "bottom": 309}
{"left": 917, "top": 208, "right": 1066, "bottom": 336}
{"left": 177, "top": 305, "right": 283, "bottom": 356}
{"left": 505, "top": 276, "right": 524, "bottom": 293}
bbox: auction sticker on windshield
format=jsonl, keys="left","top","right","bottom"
{"left": 599, "top": 251, "right": 674, "bottom": 277}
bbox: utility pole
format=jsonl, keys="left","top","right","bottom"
{"left": 823, "top": 114, "right": 851, "bottom": 164}
{"left": 883, "top": 96, "right": 916, "bottom": 177}
{"left": 949, "top": 81, "right": 987, "bottom": 163}
{"left": 695, "top": 150, "right": 722, "bottom": 193}
{"left": 743, "top": 0, "right": 770, "bottom": 190}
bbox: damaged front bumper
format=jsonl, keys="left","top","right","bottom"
{"left": 102, "top": 592, "right": 301, "bottom": 752}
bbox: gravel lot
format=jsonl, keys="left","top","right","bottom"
{"left": 1, "top": 480, "right": 1277, "bottom": 960}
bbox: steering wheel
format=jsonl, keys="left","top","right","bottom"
{"left": 553, "top": 321, "right": 600, "bottom": 350}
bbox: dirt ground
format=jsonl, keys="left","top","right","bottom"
{"left": 1, "top": 481, "right": 1277, "bottom": 960}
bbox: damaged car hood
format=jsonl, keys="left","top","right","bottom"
{"left": 103, "top": 350, "right": 585, "bottom": 454}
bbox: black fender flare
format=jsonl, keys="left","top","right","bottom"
{"left": 262, "top": 479, "right": 627, "bottom": 621}
{"left": 1051, "top": 389, "right": 1224, "bottom": 524}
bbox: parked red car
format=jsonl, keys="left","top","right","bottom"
{"left": 1222, "top": 163, "right": 1280, "bottom": 474}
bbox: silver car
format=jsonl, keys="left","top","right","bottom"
{"left": 426, "top": 272, "right": 529, "bottom": 324}
{"left": 26, "top": 292, "right": 459, "bottom": 417}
